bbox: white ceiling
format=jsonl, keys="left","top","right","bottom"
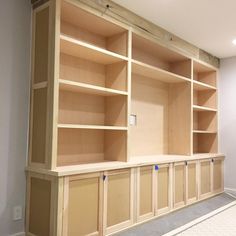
{"left": 113, "top": 0, "right": 236, "bottom": 58}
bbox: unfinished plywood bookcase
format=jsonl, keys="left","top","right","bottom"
{"left": 26, "top": 0, "right": 224, "bottom": 235}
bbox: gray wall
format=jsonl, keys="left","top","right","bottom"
{"left": 0, "top": 0, "right": 31, "bottom": 235}
{"left": 219, "top": 57, "right": 236, "bottom": 190}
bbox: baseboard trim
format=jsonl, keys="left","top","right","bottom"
{"left": 225, "top": 187, "right": 236, "bottom": 194}
{"left": 163, "top": 200, "right": 236, "bottom": 236}
{"left": 10, "top": 232, "right": 25, "bottom": 236}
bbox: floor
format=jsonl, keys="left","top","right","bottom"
{"left": 177, "top": 203, "right": 236, "bottom": 235}
{"left": 115, "top": 193, "right": 236, "bottom": 236}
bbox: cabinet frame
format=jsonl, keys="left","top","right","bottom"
{"left": 186, "top": 160, "right": 198, "bottom": 204}
{"left": 103, "top": 168, "right": 135, "bottom": 235}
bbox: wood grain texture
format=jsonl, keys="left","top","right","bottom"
{"left": 139, "top": 166, "right": 153, "bottom": 216}
{"left": 107, "top": 171, "right": 130, "bottom": 227}
{"left": 188, "top": 163, "right": 197, "bottom": 199}
{"left": 68, "top": 177, "right": 99, "bottom": 235}
{"left": 33, "top": 6, "right": 49, "bottom": 83}
{"left": 200, "top": 161, "right": 211, "bottom": 195}
{"left": 31, "top": 88, "right": 47, "bottom": 164}
{"left": 29, "top": 177, "right": 51, "bottom": 236}
{"left": 157, "top": 167, "right": 169, "bottom": 210}
{"left": 213, "top": 159, "right": 222, "bottom": 191}
{"left": 174, "top": 164, "right": 185, "bottom": 205}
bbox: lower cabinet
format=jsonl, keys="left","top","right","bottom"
{"left": 173, "top": 162, "right": 186, "bottom": 209}
{"left": 136, "top": 166, "right": 154, "bottom": 222}
{"left": 63, "top": 173, "right": 103, "bottom": 236}
{"left": 155, "top": 164, "right": 172, "bottom": 215}
{"left": 213, "top": 157, "right": 224, "bottom": 194}
{"left": 104, "top": 169, "right": 134, "bottom": 235}
{"left": 199, "top": 159, "right": 212, "bottom": 199}
{"left": 186, "top": 161, "right": 198, "bottom": 204}
{"left": 26, "top": 157, "right": 224, "bottom": 236}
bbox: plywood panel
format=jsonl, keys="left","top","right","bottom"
{"left": 105, "top": 95, "right": 127, "bottom": 126}
{"left": 34, "top": 7, "right": 49, "bottom": 83}
{"left": 194, "top": 71, "right": 217, "bottom": 87}
{"left": 169, "top": 82, "right": 191, "bottom": 155}
{"left": 193, "top": 90, "right": 217, "bottom": 109}
{"left": 59, "top": 90, "right": 105, "bottom": 125}
{"left": 104, "top": 130, "right": 127, "bottom": 162}
{"left": 57, "top": 129, "right": 105, "bottom": 166}
{"left": 188, "top": 163, "right": 197, "bottom": 199}
{"left": 106, "top": 61, "right": 127, "bottom": 91}
{"left": 213, "top": 160, "right": 222, "bottom": 191}
{"left": 140, "top": 166, "right": 153, "bottom": 216}
{"left": 194, "top": 133, "right": 218, "bottom": 153}
{"left": 157, "top": 167, "right": 169, "bottom": 209}
{"left": 29, "top": 178, "right": 51, "bottom": 236}
{"left": 60, "top": 53, "right": 106, "bottom": 87}
{"left": 193, "top": 111, "right": 217, "bottom": 131}
{"left": 107, "top": 32, "right": 128, "bottom": 56}
{"left": 201, "top": 161, "right": 211, "bottom": 194}
{"left": 68, "top": 177, "right": 99, "bottom": 236}
{"left": 170, "top": 60, "right": 191, "bottom": 79}
{"left": 130, "top": 74, "right": 169, "bottom": 156}
{"left": 174, "top": 165, "right": 185, "bottom": 204}
{"left": 107, "top": 171, "right": 130, "bottom": 227}
{"left": 31, "top": 88, "right": 47, "bottom": 163}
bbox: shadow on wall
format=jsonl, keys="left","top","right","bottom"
{"left": 0, "top": 0, "right": 31, "bottom": 235}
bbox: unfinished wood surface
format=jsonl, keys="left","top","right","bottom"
{"left": 33, "top": 6, "right": 49, "bottom": 83}
{"left": 193, "top": 90, "right": 217, "bottom": 109}
{"left": 104, "top": 130, "right": 127, "bottom": 162}
{"left": 213, "top": 159, "right": 223, "bottom": 192}
{"left": 60, "top": 35, "right": 128, "bottom": 65}
{"left": 57, "top": 129, "right": 127, "bottom": 166}
{"left": 67, "top": 176, "right": 99, "bottom": 235}
{"left": 58, "top": 90, "right": 127, "bottom": 126}
{"left": 61, "top": 0, "right": 127, "bottom": 56}
{"left": 132, "top": 60, "right": 191, "bottom": 83}
{"left": 193, "top": 111, "right": 217, "bottom": 132}
{"left": 132, "top": 33, "right": 190, "bottom": 77}
{"left": 200, "top": 161, "right": 211, "bottom": 195}
{"left": 170, "top": 60, "right": 192, "bottom": 79}
{"left": 107, "top": 170, "right": 131, "bottom": 227}
{"left": 193, "top": 105, "right": 217, "bottom": 112}
{"left": 139, "top": 166, "right": 153, "bottom": 216}
{"left": 60, "top": 53, "right": 127, "bottom": 91}
{"left": 193, "top": 133, "right": 218, "bottom": 154}
{"left": 157, "top": 166, "right": 169, "bottom": 211}
{"left": 193, "top": 80, "right": 216, "bottom": 91}
{"left": 59, "top": 79, "right": 128, "bottom": 96}
{"left": 29, "top": 177, "right": 51, "bottom": 236}
{"left": 187, "top": 163, "right": 197, "bottom": 200}
{"left": 130, "top": 74, "right": 169, "bottom": 156}
{"left": 31, "top": 88, "right": 47, "bottom": 164}
{"left": 193, "top": 61, "right": 217, "bottom": 87}
{"left": 168, "top": 82, "right": 191, "bottom": 155}
{"left": 174, "top": 164, "right": 185, "bottom": 206}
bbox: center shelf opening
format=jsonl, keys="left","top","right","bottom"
{"left": 130, "top": 73, "right": 191, "bottom": 159}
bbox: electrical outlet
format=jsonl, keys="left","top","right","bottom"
{"left": 129, "top": 114, "right": 137, "bottom": 126}
{"left": 13, "top": 206, "right": 22, "bottom": 221}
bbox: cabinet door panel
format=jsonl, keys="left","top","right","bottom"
{"left": 200, "top": 160, "right": 212, "bottom": 199}
{"left": 213, "top": 158, "right": 223, "bottom": 193}
{"left": 174, "top": 163, "right": 185, "bottom": 208}
{"left": 187, "top": 162, "right": 197, "bottom": 203}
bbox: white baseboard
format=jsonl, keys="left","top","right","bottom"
{"left": 10, "top": 232, "right": 25, "bottom": 236}
{"left": 225, "top": 187, "right": 236, "bottom": 194}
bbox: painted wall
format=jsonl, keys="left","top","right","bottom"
{"left": 0, "top": 0, "right": 31, "bottom": 235}
{"left": 219, "top": 57, "right": 236, "bottom": 190}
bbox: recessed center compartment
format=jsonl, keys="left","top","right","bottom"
{"left": 130, "top": 73, "right": 191, "bottom": 158}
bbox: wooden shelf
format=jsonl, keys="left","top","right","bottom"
{"left": 132, "top": 60, "right": 191, "bottom": 83}
{"left": 193, "top": 105, "right": 217, "bottom": 112}
{"left": 58, "top": 124, "right": 128, "bottom": 131}
{"left": 193, "top": 80, "right": 217, "bottom": 91}
{"left": 60, "top": 34, "right": 128, "bottom": 65}
{"left": 193, "top": 130, "right": 217, "bottom": 134}
{"left": 59, "top": 79, "right": 128, "bottom": 96}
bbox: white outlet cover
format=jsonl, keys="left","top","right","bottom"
{"left": 13, "top": 206, "right": 22, "bottom": 221}
{"left": 129, "top": 114, "right": 137, "bottom": 126}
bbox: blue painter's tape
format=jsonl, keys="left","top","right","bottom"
{"left": 155, "top": 165, "right": 159, "bottom": 171}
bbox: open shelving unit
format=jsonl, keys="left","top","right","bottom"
{"left": 192, "top": 60, "right": 218, "bottom": 154}
{"left": 27, "top": 1, "right": 224, "bottom": 236}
